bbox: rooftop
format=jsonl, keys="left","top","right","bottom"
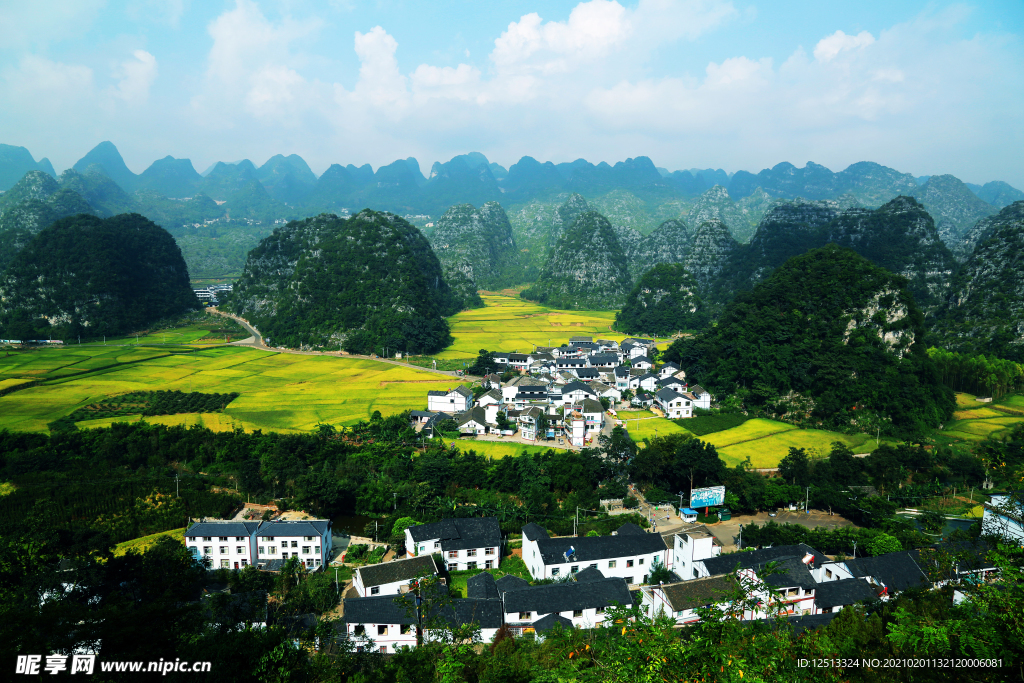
{"left": 503, "top": 578, "right": 633, "bottom": 614}
{"left": 356, "top": 555, "right": 439, "bottom": 588}
{"left": 407, "top": 517, "right": 501, "bottom": 552}
{"left": 657, "top": 575, "right": 736, "bottom": 612}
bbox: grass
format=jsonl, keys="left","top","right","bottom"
{"left": 447, "top": 555, "right": 533, "bottom": 598}
{"left": 449, "top": 440, "right": 567, "bottom": 459}
{"left": 0, "top": 342, "right": 473, "bottom": 434}
{"left": 434, "top": 293, "right": 669, "bottom": 360}
{"left": 114, "top": 527, "right": 186, "bottom": 556}
{"left": 616, "top": 410, "right": 690, "bottom": 441}
{"left": 676, "top": 412, "right": 750, "bottom": 436}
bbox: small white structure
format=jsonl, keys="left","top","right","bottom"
{"left": 185, "top": 521, "right": 260, "bottom": 570}
{"left": 406, "top": 518, "right": 502, "bottom": 571}
{"left": 353, "top": 555, "right": 440, "bottom": 597}
{"left": 672, "top": 527, "right": 720, "bottom": 580}
{"left": 521, "top": 522, "right": 669, "bottom": 586}
{"left": 655, "top": 388, "right": 692, "bottom": 419}
{"left": 342, "top": 596, "right": 418, "bottom": 653}
{"left": 640, "top": 575, "right": 734, "bottom": 624}
{"left": 982, "top": 494, "right": 1024, "bottom": 545}
{"left": 500, "top": 571, "right": 633, "bottom": 633}
{"left": 427, "top": 386, "right": 473, "bottom": 413}
{"left": 255, "top": 519, "right": 333, "bottom": 570}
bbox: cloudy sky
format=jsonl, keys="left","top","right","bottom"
{"left": 2, "top": 0, "right": 1022, "bottom": 186}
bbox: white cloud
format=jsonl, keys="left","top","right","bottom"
{"left": 351, "top": 26, "right": 408, "bottom": 109}
{"left": 0, "top": 0, "right": 105, "bottom": 51}
{"left": 813, "top": 30, "right": 875, "bottom": 62}
{"left": 3, "top": 54, "right": 94, "bottom": 99}
{"left": 110, "top": 50, "right": 158, "bottom": 104}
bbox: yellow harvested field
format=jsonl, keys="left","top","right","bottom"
{"left": 715, "top": 430, "right": 878, "bottom": 468}
{"left": 451, "top": 440, "right": 567, "bottom": 459}
{"left": 435, "top": 293, "right": 670, "bottom": 359}
{"left": 702, "top": 419, "right": 799, "bottom": 448}
{"left": 0, "top": 344, "right": 470, "bottom": 433}
{"left": 941, "top": 416, "right": 1024, "bottom": 441}
{"left": 615, "top": 411, "right": 690, "bottom": 441}
{"left": 953, "top": 407, "right": 1004, "bottom": 420}
{"left": 955, "top": 392, "right": 980, "bottom": 407}
{"left": 0, "top": 378, "right": 32, "bottom": 391}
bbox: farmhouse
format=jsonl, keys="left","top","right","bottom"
{"left": 427, "top": 386, "right": 473, "bottom": 413}
{"left": 655, "top": 388, "right": 692, "bottom": 419}
{"left": 640, "top": 575, "right": 735, "bottom": 624}
{"left": 255, "top": 519, "right": 333, "bottom": 571}
{"left": 521, "top": 522, "right": 669, "bottom": 585}
{"left": 405, "top": 517, "right": 502, "bottom": 571}
{"left": 353, "top": 555, "right": 440, "bottom": 597}
{"left": 186, "top": 521, "right": 260, "bottom": 570}
{"left": 500, "top": 574, "right": 633, "bottom": 633}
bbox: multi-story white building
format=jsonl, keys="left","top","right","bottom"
{"left": 342, "top": 595, "right": 502, "bottom": 652}
{"left": 353, "top": 555, "right": 440, "bottom": 597}
{"left": 427, "top": 386, "right": 473, "bottom": 413}
{"left": 671, "top": 528, "right": 722, "bottom": 581}
{"left": 185, "top": 521, "right": 261, "bottom": 570}
{"left": 255, "top": 519, "right": 333, "bottom": 571}
{"left": 499, "top": 569, "right": 633, "bottom": 633}
{"left": 405, "top": 518, "right": 502, "bottom": 571}
{"left": 521, "top": 522, "right": 669, "bottom": 586}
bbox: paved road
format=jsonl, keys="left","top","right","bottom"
{"left": 207, "top": 308, "right": 472, "bottom": 379}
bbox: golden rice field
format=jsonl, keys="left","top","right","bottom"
{"left": 0, "top": 344, "right": 469, "bottom": 433}
{"left": 435, "top": 293, "right": 669, "bottom": 360}
{"left": 940, "top": 392, "right": 1024, "bottom": 441}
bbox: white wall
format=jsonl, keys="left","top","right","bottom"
{"left": 347, "top": 622, "right": 416, "bottom": 653}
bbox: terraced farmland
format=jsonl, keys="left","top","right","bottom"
{"left": 0, "top": 344, "right": 468, "bottom": 433}
{"left": 940, "top": 393, "right": 1024, "bottom": 441}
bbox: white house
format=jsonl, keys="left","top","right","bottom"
{"left": 810, "top": 579, "right": 879, "bottom": 614}
{"left": 982, "top": 494, "right": 1024, "bottom": 544}
{"left": 353, "top": 555, "right": 440, "bottom": 597}
{"left": 405, "top": 518, "right": 502, "bottom": 571}
{"left": 427, "top": 386, "right": 474, "bottom": 413}
{"left": 640, "top": 576, "right": 734, "bottom": 625}
{"left": 185, "top": 521, "right": 261, "bottom": 570}
{"left": 630, "top": 373, "right": 659, "bottom": 393}
{"left": 476, "top": 389, "right": 502, "bottom": 409}
{"left": 342, "top": 595, "right": 418, "bottom": 653}
{"left": 631, "top": 356, "right": 654, "bottom": 371}
{"left": 577, "top": 399, "right": 605, "bottom": 439}
{"left": 454, "top": 407, "right": 489, "bottom": 435}
{"left": 687, "top": 385, "right": 713, "bottom": 410}
{"left": 517, "top": 407, "right": 545, "bottom": 441}
{"left": 558, "top": 381, "right": 598, "bottom": 406}
{"left": 500, "top": 571, "right": 633, "bottom": 634}
{"left": 655, "top": 388, "right": 692, "bottom": 419}
{"left": 672, "top": 528, "right": 722, "bottom": 581}
{"left": 589, "top": 381, "right": 622, "bottom": 402}
{"left": 658, "top": 362, "right": 681, "bottom": 378}
{"left": 255, "top": 519, "right": 333, "bottom": 571}
{"left": 521, "top": 522, "right": 669, "bottom": 586}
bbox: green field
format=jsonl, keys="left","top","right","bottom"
{"left": 114, "top": 527, "right": 186, "bottom": 556}
{"left": 435, "top": 293, "right": 668, "bottom": 360}
{"left": 0, "top": 343, "right": 468, "bottom": 433}
{"left": 450, "top": 440, "right": 567, "bottom": 459}
{"left": 616, "top": 410, "right": 690, "bottom": 441}
{"left": 940, "top": 392, "right": 1024, "bottom": 441}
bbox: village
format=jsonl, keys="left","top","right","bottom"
{"left": 411, "top": 336, "right": 712, "bottom": 448}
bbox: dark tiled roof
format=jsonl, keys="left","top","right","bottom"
{"left": 580, "top": 398, "right": 604, "bottom": 413}
{"left": 659, "top": 575, "right": 736, "bottom": 611}
{"left": 570, "top": 336, "right": 593, "bottom": 342}
{"left": 427, "top": 390, "right": 448, "bottom": 397}
{"left": 533, "top": 613, "right": 574, "bottom": 632}
{"left": 910, "top": 539, "right": 997, "bottom": 578}
{"left": 656, "top": 388, "right": 685, "bottom": 402}
{"left": 588, "top": 354, "right": 619, "bottom": 365}
{"left": 496, "top": 575, "right": 531, "bottom": 592}
{"left": 754, "top": 557, "right": 818, "bottom": 590}
{"left": 342, "top": 595, "right": 417, "bottom": 625}
{"left": 467, "top": 572, "right": 499, "bottom": 600}
{"left": 406, "top": 517, "right": 501, "bottom": 552}
{"left": 255, "top": 519, "right": 330, "bottom": 537}
{"left": 186, "top": 521, "right": 261, "bottom": 538}
{"left": 633, "top": 356, "right": 653, "bottom": 365}
{"left": 508, "top": 354, "right": 529, "bottom": 362}
{"left": 356, "top": 555, "right": 438, "bottom": 588}
{"left": 701, "top": 545, "right": 827, "bottom": 576}
{"left": 575, "top": 368, "right": 601, "bottom": 379}
{"left": 503, "top": 578, "right": 632, "bottom": 614}
{"left": 455, "top": 406, "right": 489, "bottom": 428}
{"left": 534, "top": 531, "right": 667, "bottom": 565}
{"left": 814, "top": 579, "right": 879, "bottom": 611}
{"left": 845, "top": 552, "right": 930, "bottom": 592}
{"left": 690, "top": 385, "right": 707, "bottom": 396}
{"left": 662, "top": 361, "right": 680, "bottom": 369}
{"left": 560, "top": 381, "right": 596, "bottom": 395}
{"left": 522, "top": 523, "right": 549, "bottom": 541}
{"left": 429, "top": 598, "right": 502, "bottom": 630}
{"left": 616, "top": 523, "right": 646, "bottom": 536}
{"left": 782, "top": 612, "right": 837, "bottom": 634}
{"left": 573, "top": 566, "right": 606, "bottom": 583}
{"left": 410, "top": 410, "right": 434, "bottom": 418}
{"left": 614, "top": 367, "right": 629, "bottom": 377}
{"left": 657, "top": 377, "right": 685, "bottom": 389}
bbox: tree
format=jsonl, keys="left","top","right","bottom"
{"left": 919, "top": 509, "right": 946, "bottom": 535}
{"left": 468, "top": 349, "right": 501, "bottom": 376}
{"left": 390, "top": 517, "right": 419, "bottom": 553}
{"left": 495, "top": 411, "right": 513, "bottom": 432}
{"left": 867, "top": 533, "right": 902, "bottom": 556}
{"left": 779, "top": 447, "right": 810, "bottom": 487}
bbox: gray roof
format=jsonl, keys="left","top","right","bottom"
{"left": 522, "top": 523, "right": 549, "bottom": 541}
{"left": 633, "top": 356, "right": 653, "bottom": 365}
{"left": 560, "top": 381, "right": 596, "bottom": 395}
{"left": 466, "top": 572, "right": 499, "bottom": 600}
{"left": 343, "top": 595, "right": 418, "bottom": 625}
{"left": 495, "top": 574, "right": 531, "bottom": 592}
{"left": 570, "top": 336, "right": 593, "bottom": 342}
{"left": 533, "top": 613, "right": 574, "bottom": 632}
{"left": 503, "top": 578, "right": 632, "bottom": 614}
{"left": 751, "top": 557, "right": 818, "bottom": 590}
{"left": 580, "top": 398, "right": 604, "bottom": 414}
{"left": 656, "top": 388, "right": 685, "bottom": 402}
{"left": 690, "top": 385, "right": 707, "bottom": 396}
{"left": 410, "top": 410, "right": 435, "bottom": 418}
{"left": 533, "top": 529, "right": 667, "bottom": 565}
{"left": 588, "top": 354, "right": 619, "bottom": 365}
{"left": 186, "top": 521, "right": 261, "bottom": 538}
{"left": 356, "top": 555, "right": 438, "bottom": 588}
{"left": 814, "top": 579, "right": 879, "bottom": 611}
{"left": 575, "top": 368, "right": 601, "bottom": 379}
{"left": 845, "top": 552, "right": 930, "bottom": 592}
{"left": 255, "top": 519, "right": 330, "bottom": 538}
{"left": 701, "top": 544, "right": 826, "bottom": 577}
{"left": 657, "top": 377, "right": 685, "bottom": 389}
{"left": 573, "top": 566, "right": 606, "bottom": 583}
{"left": 430, "top": 598, "right": 503, "bottom": 630}
{"left": 613, "top": 366, "right": 629, "bottom": 378}
{"left": 455, "top": 406, "right": 489, "bottom": 427}
{"left": 406, "top": 517, "right": 501, "bottom": 552}
{"left": 659, "top": 575, "right": 736, "bottom": 612}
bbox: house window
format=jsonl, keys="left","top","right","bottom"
{"left": 354, "top": 625, "right": 365, "bottom": 636}
{"left": 552, "top": 568, "right": 560, "bottom": 576}
{"left": 639, "top": 559, "right": 644, "bottom": 565}
{"left": 237, "top": 547, "right": 245, "bottom": 554}
{"left": 219, "top": 537, "right": 228, "bottom": 542}
{"left": 305, "top": 536, "right": 313, "bottom": 541}
{"left": 573, "top": 610, "right": 583, "bottom": 618}
{"left": 269, "top": 547, "right": 277, "bottom": 554}
{"left": 220, "top": 560, "right": 229, "bottom": 568}
{"left": 448, "top": 563, "right": 457, "bottom": 572}
{"left": 371, "top": 586, "right": 380, "bottom": 595}
{"left": 302, "top": 547, "right": 311, "bottom": 555}
{"left": 467, "top": 549, "right": 477, "bottom": 557}
{"left": 241, "top": 559, "right": 248, "bottom": 567}
{"left": 203, "top": 547, "right": 212, "bottom": 555}
{"left": 571, "top": 566, "right": 579, "bottom": 573}
{"left": 596, "top": 607, "right": 605, "bottom": 614}
{"left": 693, "top": 569, "right": 699, "bottom": 578}
{"left": 314, "top": 559, "right": 321, "bottom": 567}
{"left": 826, "top": 569, "right": 833, "bottom": 579}
{"left": 519, "top": 612, "right": 531, "bottom": 620}
{"left": 434, "top": 542, "right": 440, "bottom": 549}
{"left": 267, "top": 536, "right": 275, "bottom": 541}
{"left": 626, "top": 560, "right": 634, "bottom": 568}
{"left": 203, "top": 536, "right": 212, "bottom": 542}
{"left": 608, "top": 561, "right": 617, "bottom": 568}
{"left": 589, "top": 564, "right": 597, "bottom": 569}
{"left": 420, "top": 545, "right": 426, "bottom": 553}
{"left": 315, "top": 546, "right": 320, "bottom": 555}
{"left": 485, "top": 560, "right": 493, "bottom": 569}
{"left": 448, "top": 550, "right": 458, "bottom": 559}
{"left": 220, "top": 546, "right": 228, "bottom": 554}
{"left": 485, "top": 547, "right": 496, "bottom": 555}
{"left": 625, "top": 577, "right": 633, "bottom": 584}
{"left": 291, "top": 541, "right": 298, "bottom": 548}
{"left": 258, "top": 546, "right": 265, "bottom": 555}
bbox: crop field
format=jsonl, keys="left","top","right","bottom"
{"left": 114, "top": 528, "right": 186, "bottom": 557}
{"left": 616, "top": 411, "right": 690, "bottom": 441}
{"left": 0, "top": 344, "right": 468, "bottom": 433}
{"left": 941, "top": 416, "right": 1024, "bottom": 441}
{"left": 451, "top": 440, "right": 567, "bottom": 459}
{"left": 435, "top": 293, "right": 668, "bottom": 360}
{"left": 940, "top": 392, "right": 1024, "bottom": 441}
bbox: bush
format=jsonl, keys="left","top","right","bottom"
{"left": 622, "top": 495, "right": 639, "bottom": 509}
{"left": 867, "top": 533, "right": 903, "bottom": 556}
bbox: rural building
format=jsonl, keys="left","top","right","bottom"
{"left": 185, "top": 521, "right": 261, "bottom": 570}
{"left": 982, "top": 494, "right": 1024, "bottom": 544}
{"left": 521, "top": 522, "right": 669, "bottom": 585}
{"left": 655, "top": 388, "right": 692, "bottom": 419}
{"left": 427, "top": 386, "right": 473, "bottom": 413}
{"left": 255, "top": 519, "right": 333, "bottom": 571}
{"left": 640, "top": 575, "right": 735, "bottom": 624}
{"left": 500, "top": 573, "right": 633, "bottom": 633}
{"left": 353, "top": 555, "right": 440, "bottom": 597}
{"left": 405, "top": 518, "right": 502, "bottom": 571}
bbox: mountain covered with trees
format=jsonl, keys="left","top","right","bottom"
{"left": 521, "top": 210, "right": 632, "bottom": 310}
{"left": 0, "top": 213, "right": 197, "bottom": 339}
{"left": 615, "top": 263, "right": 709, "bottom": 336}
{"left": 229, "top": 210, "right": 475, "bottom": 353}
{"left": 427, "top": 202, "right": 520, "bottom": 290}
{"left": 665, "top": 245, "right": 954, "bottom": 436}
{"left": 910, "top": 174, "right": 998, "bottom": 246}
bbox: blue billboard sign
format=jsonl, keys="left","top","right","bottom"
{"left": 689, "top": 486, "right": 725, "bottom": 508}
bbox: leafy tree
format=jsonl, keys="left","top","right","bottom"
{"left": 779, "top": 447, "right": 810, "bottom": 486}
{"left": 867, "top": 533, "right": 902, "bottom": 556}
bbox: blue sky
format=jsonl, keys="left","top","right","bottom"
{"left": 1, "top": 0, "right": 1022, "bottom": 187}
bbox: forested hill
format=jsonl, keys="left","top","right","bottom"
{"left": 614, "top": 263, "right": 709, "bottom": 336}
{"left": 665, "top": 245, "right": 954, "bottom": 436}
{"left": 520, "top": 210, "right": 633, "bottom": 310}
{"left": 229, "top": 210, "right": 475, "bottom": 354}
{"left": 930, "top": 208, "right": 1024, "bottom": 360}
{"left": 0, "top": 213, "right": 198, "bottom": 339}
{"left": 716, "top": 196, "right": 957, "bottom": 313}
{"left": 427, "top": 202, "right": 520, "bottom": 290}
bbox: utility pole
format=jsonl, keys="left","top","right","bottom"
{"left": 335, "top": 567, "right": 339, "bottom": 594}
{"left": 805, "top": 486, "right": 810, "bottom": 514}
{"left": 176, "top": 473, "right": 179, "bottom": 498}
{"left": 852, "top": 540, "right": 857, "bottom": 559}
{"left": 393, "top": 493, "right": 398, "bottom": 511}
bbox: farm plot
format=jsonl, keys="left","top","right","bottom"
{"left": 450, "top": 440, "right": 568, "bottom": 459}
{"left": 941, "top": 416, "right": 1024, "bottom": 441}
{"left": 617, "top": 411, "right": 691, "bottom": 441}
